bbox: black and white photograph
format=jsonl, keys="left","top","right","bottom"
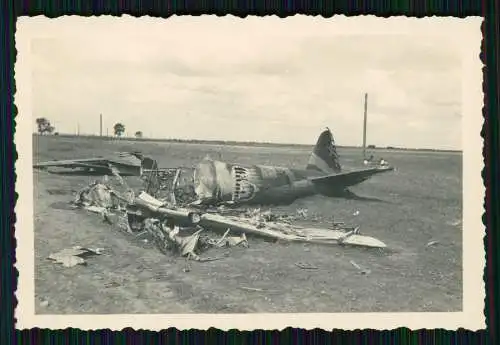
{"left": 15, "top": 15, "right": 484, "bottom": 331}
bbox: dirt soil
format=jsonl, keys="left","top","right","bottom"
{"left": 33, "top": 135, "right": 463, "bottom": 314}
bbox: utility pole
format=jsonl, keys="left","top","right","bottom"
{"left": 362, "top": 93, "right": 368, "bottom": 159}
{"left": 99, "top": 113, "right": 103, "bottom": 136}
{"left": 77, "top": 122, "right": 80, "bottom": 136}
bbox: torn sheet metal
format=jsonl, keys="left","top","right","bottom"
{"left": 74, "top": 182, "right": 118, "bottom": 209}
{"left": 143, "top": 219, "right": 210, "bottom": 261}
{"left": 141, "top": 167, "right": 198, "bottom": 205}
{"left": 132, "top": 192, "right": 201, "bottom": 227}
{"left": 48, "top": 246, "right": 104, "bottom": 267}
{"left": 207, "top": 229, "right": 249, "bottom": 248}
{"left": 74, "top": 179, "right": 133, "bottom": 211}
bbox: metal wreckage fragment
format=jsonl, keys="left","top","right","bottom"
{"left": 47, "top": 246, "right": 104, "bottom": 268}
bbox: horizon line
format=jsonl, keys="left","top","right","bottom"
{"left": 32, "top": 132, "right": 463, "bottom": 153}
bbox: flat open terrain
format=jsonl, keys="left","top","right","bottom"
{"left": 33, "top": 135, "right": 463, "bottom": 314}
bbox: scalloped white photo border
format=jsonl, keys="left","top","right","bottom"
{"left": 14, "top": 14, "right": 485, "bottom": 331}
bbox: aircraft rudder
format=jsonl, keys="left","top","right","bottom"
{"left": 306, "top": 128, "right": 342, "bottom": 174}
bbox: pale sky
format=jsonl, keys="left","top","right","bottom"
{"left": 27, "top": 16, "right": 470, "bottom": 149}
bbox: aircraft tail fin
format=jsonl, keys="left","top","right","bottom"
{"left": 306, "top": 127, "right": 342, "bottom": 174}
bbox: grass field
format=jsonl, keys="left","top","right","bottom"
{"left": 33, "top": 135, "right": 463, "bottom": 314}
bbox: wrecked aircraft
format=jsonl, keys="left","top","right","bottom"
{"left": 34, "top": 128, "right": 394, "bottom": 207}
{"left": 44, "top": 130, "right": 393, "bottom": 263}
{"left": 191, "top": 128, "right": 394, "bottom": 206}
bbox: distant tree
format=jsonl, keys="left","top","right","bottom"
{"left": 113, "top": 123, "right": 125, "bottom": 137}
{"left": 135, "top": 131, "right": 143, "bottom": 138}
{"left": 36, "top": 117, "right": 55, "bottom": 135}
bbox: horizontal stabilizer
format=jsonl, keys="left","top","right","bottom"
{"left": 309, "top": 166, "right": 394, "bottom": 188}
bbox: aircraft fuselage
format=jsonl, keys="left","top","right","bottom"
{"left": 193, "top": 159, "right": 345, "bottom": 206}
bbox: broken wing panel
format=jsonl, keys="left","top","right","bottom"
{"left": 198, "top": 213, "right": 387, "bottom": 248}
{"left": 33, "top": 158, "right": 109, "bottom": 169}
{"left": 34, "top": 152, "right": 142, "bottom": 169}
{"left": 33, "top": 153, "right": 144, "bottom": 176}
{"left": 107, "top": 153, "right": 143, "bottom": 167}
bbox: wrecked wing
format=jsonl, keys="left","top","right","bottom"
{"left": 107, "top": 153, "right": 143, "bottom": 167}
{"left": 33, "top": 152, "right": 143, "bottom": 169}
{"left": 295, "top": 227, "right": 387, "bottom": 248}
{"left": 33, "top": 153, "right": 144, "bottom": 176}
{"left": 198, "top": 213, "right": 387, "bottom": 248}
{"left": 33, "top": 158, "right": 110, "bottom": 169}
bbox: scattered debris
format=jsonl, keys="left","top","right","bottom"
{"left": 239, "top": 286, "right": 264, "bottom": 292}
{"left": 353, "top": 210, "right": 360, "bottom": 216}
{"left": 295, "top": 262, "right": 319, "bottom": 270}
{"left": 183, "top": 259, "right": 192, "bottom": 272}
{"left": 426, "top": 240, "right": 440, "bottom": 247}
{"left": 141, "top": 167, "right": 198, "bottom": 205}
{"left": 70, "top": 179, "right": 387, "bottom": 262}
{"left": 47, "top": 246, "right": 104, "bottom": 268}
{"left": 350, "top": 260, "right": 362, "bottom": 270}
{"left": 72, "top": 177, "right": 133, "bottom": 228}
{"left": 142, "top": 217, "right": 225, "bottom": 262}
{"left": 39, "top": 300, "right": 49, "bottom": 307}
{"left": 104, "top": 281, "right": 121, "bottom": 288}
{"left": 238, "top": 286, "right": 280, "bottom": 293}
{"left": 207, "top": 229, "right": 249, "bottom": 248}
{"left": 74, "top": 182, "right": 117, "bottom": 210}
{"left": 296, "top": 208, "right": 308, "bottom": 219}
{"left": 363, "top": 155, "right": 390, "bottom": 168}
{"left": 349, "top": 260, "right": 370, "bottom": 275}
{"left": 447, "top": 219, "right": 462, "bottom": 227}
{"left": 224, "top": 234, "right": 249, "bottom": 248}
{"left": 332, "top": 216, "right": 345, "bottom": 227}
